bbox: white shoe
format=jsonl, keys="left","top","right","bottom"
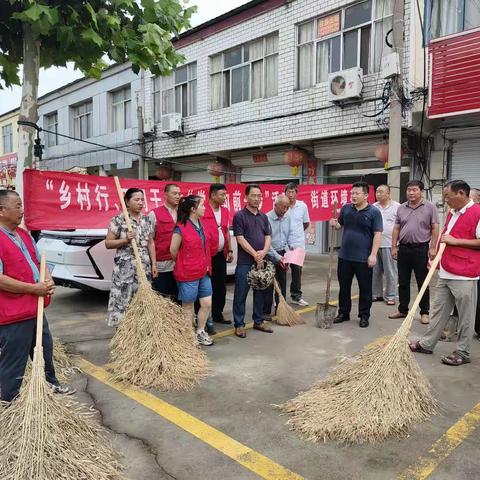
{"left": 196, "top": 330, "right": 214, "bottom": 346}
{"left": 291, "top": 298, "right": 309, "bottom": 307}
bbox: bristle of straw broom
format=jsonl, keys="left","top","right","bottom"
{"left": 280, "top": 245, "right": 446, "bottom": 444}
{"left": 109, "top": 176, "right": 210, "bottom": 391}
{"left": 280, "top": 325, "right": 436, "bottom": 444}
{"left": 110, "top": 280, "right": 211, "bottom": 390}
{"left": 0, "top": 346, "right": 124, "bottom": 480}
{"left": 272, "top": 279, "right": 305, "bottom": 326}
{"left": 24, "top": 338, "right": 80, "bottom": 385}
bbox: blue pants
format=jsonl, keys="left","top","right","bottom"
{"left": 233, "top": 264, "right": 265, "bottom": 327}
{"left": 0, "top": 317, "right": 59, "bottom": 402}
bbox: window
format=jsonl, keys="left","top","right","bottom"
{"left": 45, "top": 112, "right": 58, "bottom": 147}
{"left": 154, "top": 62, "right": 197, "bottom": 123}
{"left": 210, "top": 33, "right": 279, "bottom": 110}
{"left": 111, "top": 87, "right": 131, "bottom": 131}
{"left": 72, "top": 101, "right": 93, "bottom": 139}
{"left": 297, "top": 0, "right": 393, "bottom": 88}
{"left": 2, "top": 124, "right": 12, "bottom": 154}
{"left": 429, "top": 0, "right": 480, "bottom": 40}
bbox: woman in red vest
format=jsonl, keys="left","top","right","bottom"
{"left": 105, "top": 188, "right": 157, "bottom": 327}
{"left": 170, "top": 195, "right": 213, "bottom": 346}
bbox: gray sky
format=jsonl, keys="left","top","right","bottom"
{"left": 0, "top": 0, "right": 250, "bottom": 115}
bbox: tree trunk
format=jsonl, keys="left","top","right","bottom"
{"left": 16, "top": 23, "right": 40, "bottom": 201}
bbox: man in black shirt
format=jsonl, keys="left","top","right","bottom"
{"left": 330, "top": 181, "right": 383, "bottom": 328}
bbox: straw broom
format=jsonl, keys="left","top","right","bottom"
{"left": 109, "top": 177, "right": 210, "bottom": 390}
{"left": 0, "top": 253, "right": 124, "bottom": 480}
{"left": 273, "top": 278, "right": 304, "bottom": 326}
{"left": 24, "top": 338, "right": 80, "bottom": 385}
{"left": 280, "top": 244, "right": 446, "bottom": 444}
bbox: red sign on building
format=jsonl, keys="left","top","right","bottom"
{"left": 428, "top": 28, "right": 480, "bottom": 118}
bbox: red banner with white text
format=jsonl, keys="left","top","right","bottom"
{"left": 23, "top": 170, "right": 374, "bottom": 230}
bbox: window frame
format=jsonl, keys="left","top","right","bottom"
{"left": 45, "top": 112, "right": 58, "bottom": 148}
{"left": 296, "top": 0, "right": 393, "bottom": 90}
{"left": 2, "top": 123, "right": 13, "bottom": 154}
{"left": 153, "top": 61, "right": 197, "bottom": 123}
{"left": 111, "top": 86, "right": 131, "bottom": 132}
{"left": 210, "top": 32, "right": 279, "bottom": 111}
{"left": 427, "top": 0, "right": 480, "bottom": 41}
{"left": 72, "top": 100, "right": 93, "bottom": 140}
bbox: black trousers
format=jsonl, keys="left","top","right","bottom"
{"left": 0, "top": 317, "right": 58, "bottom": 402}
{"left": 152, "top": 270, "right": 179, "bottom": 303}
{"left": 337, "top": 258, "right": 373, "bottom": 319}
{"left": 211, "top": 251, "right": 227, "bottom": 322}
{"left": 290, "top": 264, "right": 302, "bottom": 300}
{"left": 397, "top": 243, "right": 430, "bottom": 315}
{"left": 263, "top": 263, "right": 287, "bottom": 315}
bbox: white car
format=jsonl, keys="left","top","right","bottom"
{"left": 38, "top": 228, "right": 238, "bottom": 292}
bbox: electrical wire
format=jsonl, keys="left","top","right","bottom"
{"left": 38, "top": 126, "right": 388, "bottom": 180}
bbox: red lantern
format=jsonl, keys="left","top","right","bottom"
{"left": 155, "top": 166, "right": 173, "bottom": 180}
{"left": 375, "top": 144, "right": 389, "bottom": 164}
{"left": 284, "top": 149, "right": 307, "bottom": 168}
{"left": 207, "top": 162, "right": 225, "bottom": 177}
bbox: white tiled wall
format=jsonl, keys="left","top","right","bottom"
{"left": 145, "top": 0, "right": 416, "bottom": 160}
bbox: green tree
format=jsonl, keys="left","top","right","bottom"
{"left": 0, "top": 0, "right": 195, "bottom": 196}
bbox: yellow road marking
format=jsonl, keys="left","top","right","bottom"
{"left": 212, "top": 322, "right": 253, "bottom": 339}
{"left": 212, "top": 294, "right": 360, "bottom": 339}
{"left": 78, "top": 359, "right": 304, "bottom": 480}
{"left": 397, "top": 402, "right": 480, "bottom": 479}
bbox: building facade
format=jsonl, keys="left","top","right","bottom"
{"left": 0, "top": 108, "right": 19, "bottom": 188}
{"left": 425, "top": 0, "right": 480, "bottom": 203}
{"left": 39, "top": 0, "right": 426, "bottom": 251}
{"left": 39, "top": 63, "right": 144, "bottom": 179}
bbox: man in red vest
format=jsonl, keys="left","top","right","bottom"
{"left": 410, "top": 180, "right": 480, "bottom": 365}
{"left": 151, "top": 183, "right": 181, "bottom": 302}
{"left": 0, "top": 190, "right": 75, "bottom": 401}
{"left": 202, "top": 184, "right": 234, "bottom": 330}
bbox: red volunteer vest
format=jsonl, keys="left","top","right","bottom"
{"left": 439, "top": 203, "right": 480, "bottom": 278}
{"left": 173, "top": 221, "right": 211, "bottom": 282}
{"left": 0, "top": 227, "right": 50, "bottom": 325}
{"left": 153, "top": 206, "right": 176, "bottom": 261}
{"left": 202, "top": 202, "right": 229, "bottom": 258}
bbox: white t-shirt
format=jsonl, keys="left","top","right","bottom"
{"left": 213, "top": 208, "right": 224, "bottom": 252}
{"left": 439, "top": 200, "right": 480, "bottom": 281}
{"left": 373, "top": 200, "right": 400, "bottom": 248}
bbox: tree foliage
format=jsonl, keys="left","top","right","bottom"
{"left": 0, "top": 0, "right": 196, "bottom": 88}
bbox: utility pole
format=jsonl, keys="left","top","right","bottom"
{"left": 137, "top": 104, "right": 146, "bottom": 180}
{"left": 387, "top": 0, "right": 404, "bottom": 202}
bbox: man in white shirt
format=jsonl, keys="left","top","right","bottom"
{"left": 285, "top": 182, "right": 310, "bottom": 307}
{"left": 373, "top": 185, "right": 400, "bottom": 305}
{"left": 410, "top": 180, "right": 480, "bottom": 366}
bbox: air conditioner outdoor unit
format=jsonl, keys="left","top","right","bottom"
{"left": 161, "top": 112, "right": 183, "bottom": 134}
{"left": 328, "top": 68, "right": 363, "bottom": 102}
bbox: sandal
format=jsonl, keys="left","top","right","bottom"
{"left": 386, "top": 300, "right": 395, "bottom": 306}
{"left": 409, "top": 341, "right": 433, "bottom": 354}
{"left": 441, "top": 351, "right": 471, "bottom": 366}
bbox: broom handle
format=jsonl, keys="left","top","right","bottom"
{"left": 273, "top": 277, "right": 282, "bottom": 296}
{"left": 402, "top": 242, "right": 446, "bottom": 331}
{"left": 113, "top": 176, "right": 148, "bottom": 283}
{"left": 325, "top": 201, "right": 338, "bottom": 304}
{"left": 35, "top": 251, "right": 47, "bottom": 348}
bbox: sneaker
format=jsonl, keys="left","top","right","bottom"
{"left": 196, "top": 331, "right": 214, "bottom": 346}
{"left": 291, "top": 298, "right": 309, "bottom": 307}
{"left": 51, "top": 384, "right": 76, "bottom": 395}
